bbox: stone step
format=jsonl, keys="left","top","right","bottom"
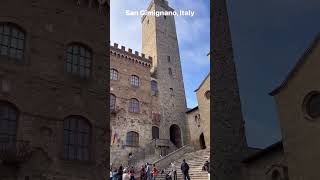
{"left": 155, "top": 148, "right": 210, "bottom": 180}
{"left": 157, "top": 174, "right": 209, "bottom": 180}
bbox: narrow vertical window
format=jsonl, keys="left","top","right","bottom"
{"left": 110, "top": 68, "right": 118, "bottom": 80}
{"left": 129, "top": 98, "right": 140, "bottom": 113}
{"left": 151, "top": 80, "right": 158, "bottom": 95}
{"left": 0, "top": 102, "right": 18, "bottom": 146}
{"left": 110, "top": 94, "right": 116, "bottom": 111}
{"left": 130, "top": 75, "right": 140, "bottom": 87}
{"left": 168, "top": 68, "right": 172, "bottom": 76}
{"left": 152, "top": 126, "right": 159, "bottom": 139}
{"left": 170, "top": 88, "right": 174, "bottom": 97}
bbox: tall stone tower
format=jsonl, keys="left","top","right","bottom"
{"left": 142, "top": 0, "right": 188, "bottom": 147}
{"left": 211, "top": 0, "right": 247, "bottom": 179}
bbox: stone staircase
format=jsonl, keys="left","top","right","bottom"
{"left": 128, "top": 139, "right": 177, "bottom": 169}
{"left": 157, "top": 148, "right": 210, "bottom": 180}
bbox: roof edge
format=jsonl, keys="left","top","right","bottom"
{"left": 186, "top": 106, "right": 199, "bottom": 113}
{"left": 269, "top": 32, "right": 320, "bottom": 96}
{"left": 194, "top": 73, "right": 210, "bottom": 92}
{"left": 242, "top": 141, "right": 283, "bottom": 163}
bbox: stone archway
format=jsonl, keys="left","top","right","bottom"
{"left": 170, "top": 124, "right": 182, "bottom": 148}
{"left": 199, "top": 133, "right": 206, "bottom": 149}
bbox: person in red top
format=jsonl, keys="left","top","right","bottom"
{"left": 140, "top": 165, "right": 146, "bottom": 180}
{"left": 151, "top": 164, "right": 158, "bottom": 180}
{"left": 129, "top": 166, "right": 135, "bottom": 180}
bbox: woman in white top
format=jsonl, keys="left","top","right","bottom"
{"left": 171, "top": 162, "right": 177, "bottom": 180}
{"left": 123, "top": 169, "right": 130, "bottom": 180}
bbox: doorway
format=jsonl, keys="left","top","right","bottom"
{"left": 169, "top": 124, "right": 182, "bottom": 148}
{"left": 199, "top": 133, "right": 206, "bottom": 149}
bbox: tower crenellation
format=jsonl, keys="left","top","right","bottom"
{"left": 110, "top": 42, "right": 153, "bottom": 68}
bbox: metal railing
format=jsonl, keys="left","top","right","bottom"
{"left": 0, "top": 140, "right": 32, "bottom": 164}
{"left": 128, "top": 139, "right": 173, "bottom": 168}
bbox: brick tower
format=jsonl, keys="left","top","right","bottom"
{"left": 142, "top": 0, "right": 189, "bottom": 147}
{"left": 211, "top": 0, "right": 247, "bottom": 179}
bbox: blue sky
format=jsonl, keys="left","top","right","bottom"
{"left": 228, "top": 0, "right": 320, "bottom": 147}
{"left": 110, "top": 0, "right": 210, "bottom": 109}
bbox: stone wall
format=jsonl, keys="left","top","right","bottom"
{"left": 272, "top": 36, "right": 320, "bottom": 180}
{"left": 186, "top": 108, "right": 202, "bottom": 149}
{"left": 196, "top": 75, "right": 210, "bottom": 148}
{"left": 109, "top": 44, "right": 154, "bottom": 166}
{"left": 0, "top": 0, "right": 108, "bottom": 179}
{"left": 142, "top": 0, "right": 189, "bottom": 148}
{"left": 242, "top": 143, "right": 287, "bottom": 180}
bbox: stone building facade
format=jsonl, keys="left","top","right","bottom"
{"left": 142, "top": 0, "right": 189, "bottom": 147}
{"left": 110, "top": 0, "right": 190, "bottom": 166}
{"left": 0, "top": 0, "right": 109, "bottom": 180}
{"left": 242, "top": 142, "right": 288, "bottom": 180}
{"left": 186, "top": 74, "right": 210, "bottom": 150}
{"left": 269, "top": 33, "right": 320, "bottom": 180}
{"left": 109, "top": 43, "right": 158, "bottom": 164}
{"left": 239, "top": 33, "right": 320, "bottom": 180}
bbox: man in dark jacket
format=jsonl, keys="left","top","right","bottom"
{"left": 180, "top": 159, "right": 190, "bottom": 180}
{"left": 202, "top": 161, "right": 210, "bottom": 172}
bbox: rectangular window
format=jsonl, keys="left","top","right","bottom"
{"left": 167, "top": 56, "right": 170, "bottom": 62}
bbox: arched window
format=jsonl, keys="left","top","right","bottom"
{"left": 0, "top": 102, "right": 18, "bottom": 145}
{"left": 63, "top": 116, "right": 91, "bottom": 161}
{"left": 205, "top": 90, "right": 210, "bottom": 100}
{"left": 110, "top": 93, "right": 116, "bottom": 111}
{"left": 66, "top": 44, "right": 92, "bottom": 78}
{"left": 126, "top": 131, "right": 139, "bottom": 146}
{"left": 304, "top": 92, "right": 320, "bottom": 119}
{"left": 128, "top": 98, "right": 139, "bottom": 113}
{"left": 110, "top": 68, "right": 118, "bottom": 80}
{"left": 130, "top": 75, "right": 140, "bottom": 87}
{"left": 151, "top": 80, "right": 158, "bottom": 95}
{"left": 0, "top": 23, "right": 25, "bottom": 60}
{"left": 152, "top": 126, "right": 159, "bottom": 139}
{"left": 168, "top": 68, "right": 172, "bottom": 76}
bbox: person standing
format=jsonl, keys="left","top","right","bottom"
{"left": 140, "top": 165, "right": 146, "bottom": 180}
{"left": 146, "top": 163, "right": 152, "bottom": 180}
{"left": 181, "top": 159, "right": 190, "bottom": 180}
{"left": 151, "top": 164, "right": 158, "bottom": 180}
{"left": 123, "top": 169, "right": 130, "bottom": 180}
{"left": 129, "top": 166, "right": 135, "bottom": 180}
{"left": 117, "top": 165, "right": 124, "bottom": 180}
{"left": 203, "top": 161, "right": 210, "bottom": 180}
{"left": 202, "top": 161, "right": 209, "bottom": 172}
{"left": 170, "top": 162, "right": 177, "bottom": 180}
